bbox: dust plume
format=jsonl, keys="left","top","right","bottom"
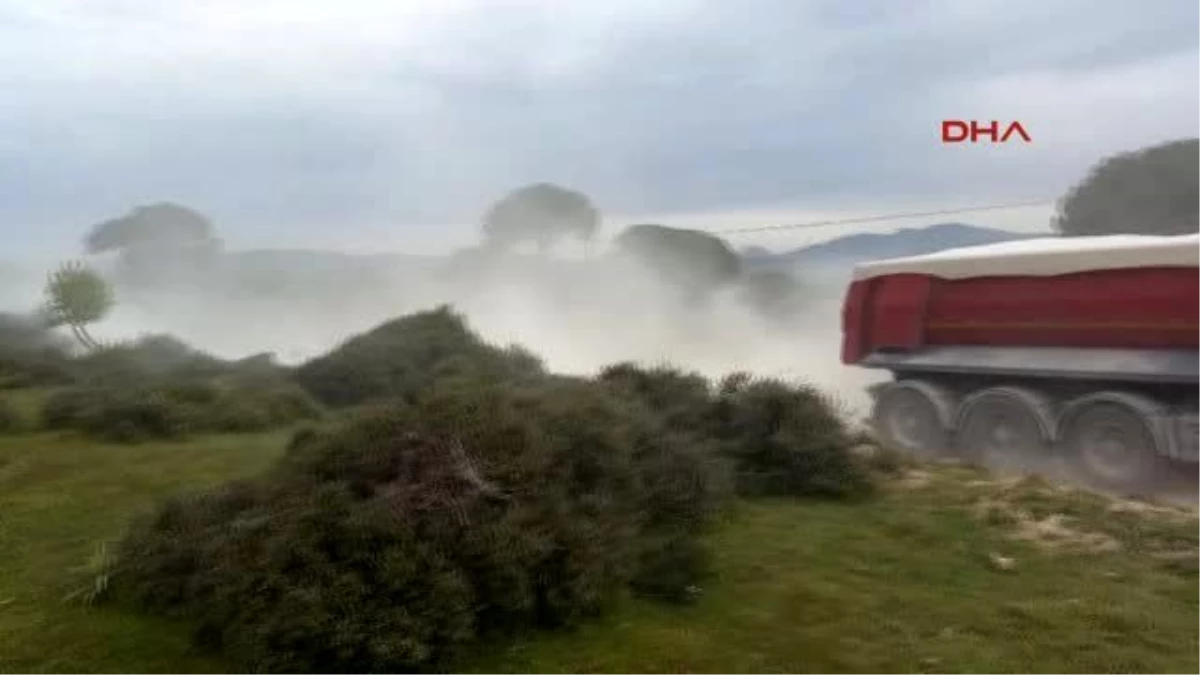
{"left": 21, "top": 250, "right": 885, "bottom": 419}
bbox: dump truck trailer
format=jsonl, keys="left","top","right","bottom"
{"left": 840, "top": 233, "right": 1199, "bottom": 494}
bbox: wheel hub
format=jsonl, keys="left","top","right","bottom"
{"left": 986, "top": 417, "right": 1020, "bottom": 448}
{"left": 959, "top": 397, "right": 1046, "bottom": 468}
{"left": 888, "top": 402, "right": 925, "bottom": 447}
{"left": 1080, "top": 423, "right": 1138, "bottom": 480}
{"left": 876, "top": 387, "right": 947, "bottom": 457}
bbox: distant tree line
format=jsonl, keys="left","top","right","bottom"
{"left": 49, "top": 136, "right": 1197, "bottom": 330}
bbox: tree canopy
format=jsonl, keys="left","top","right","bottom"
{"left": 85, "top": 202, "right": 222, "bottom": 254}
{"left": 482, "top": 183, "right": 599, "bottom": 252}
{"left": 42, "top": 261, "right": 114, "bottom": 350}
{"left": 613, "top": 224, "right": 741, "bottom": 296}
{"left": 1053, "top": 138, "right": 1198, "bottom": 237}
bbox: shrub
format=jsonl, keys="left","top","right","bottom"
{"left": 207, "top": 398, "right": 273, "bottom": 432}
{"left": 602, "top": 364, "right": 873, "bottom": 499}
{"left": 157, "top": 380, "right": 222, "bottom": 405}
{"left": 0, "top": 311, "right": 71, "bottom": 353}
{"left": 88, "top": 390, "right": 191, "bottom": 442}
{"left": 43, "top": 386, "right": 192, "bottom": 441}
{"left": 41, "top": 379, "right": 322, "bottom": 442}
{"left": 0, "top": 311, "right": 73, "bottom": 388}
{"left": 110, "top": 377, "right": 729, "bottom": 672}
{"left": 711, "top": 374, "right": 872, "bottom": 498}
{"left": 253, "top": 383, "right": 324, "bottom": 424}
{"left": 293, "top": 306, "right": 545, "bottom": 407}
{"left": 0, "top": 396, "right": 23, "bottom": 433}
{"left": 207, "top": 380, "right": 322, "bottom": 433}
{"left": 630, "top": 534, "right": 711, "bottom": 603}
{"left": 42, "top": 387, "right": 107, "bottom": 430}
{"left": 598, "top": 362, "right": 712, "bottom": 431}
{"left": 69, "top": 335, "right": 227, "bottom": 384}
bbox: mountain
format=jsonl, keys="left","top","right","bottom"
{"left": 743, "top": 223, "right": 1040, "bottom": 270}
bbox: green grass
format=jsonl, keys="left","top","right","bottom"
{"left": 7, "top": 386, "right": 53, "bottom": 416}
{"left": 463, "top": 468, "right": 1198, "bottom": 673}
{"left": 0, "top": 428, "right": 1196, "bottom": 673}
{"left": 0, "top": 429, "right": 292, "bottom": 672}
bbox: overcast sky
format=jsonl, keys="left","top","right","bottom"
{"left": 3, "top": 0, "right": 1197, "bottom": 256}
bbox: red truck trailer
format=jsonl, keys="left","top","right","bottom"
{"left": 841, "top": 233, "right": 1199, "bottom": 494}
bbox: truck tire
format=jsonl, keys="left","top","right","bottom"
{"left": 955, "top": 387, "right": 1055, "bottom": 472}
{"left": 871, "top": 380, "right": 954, "bottom": 459}
{"left": 1058, "top": 393, "right": 1170, "bottom": 495}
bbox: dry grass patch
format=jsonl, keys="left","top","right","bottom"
{"left": 1010, "top": 512, "right": 1122, "bottom": 553}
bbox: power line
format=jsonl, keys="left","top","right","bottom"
{"left": 710, "top": 199, "right": 1056, "bottom": 236}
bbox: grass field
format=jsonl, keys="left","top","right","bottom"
{"left": 1, "top": 425, "right": 1196, "bottom": 673}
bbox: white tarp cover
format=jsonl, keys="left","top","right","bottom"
{"left": 851, "top": 233, "right": 1200, "bottom": 281}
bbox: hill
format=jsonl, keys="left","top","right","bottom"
{"left": 743, "top": 223, "right": 1039, "bottom": 270}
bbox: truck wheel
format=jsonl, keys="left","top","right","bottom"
{"left": 1059, "top": 395, "right": 1167, "bottom": 495}
{"left": 872, "top": 381, "right": 953, "bottom": 459}
{"left": 956, "top": 387, "right": 1054, "bottom": 472}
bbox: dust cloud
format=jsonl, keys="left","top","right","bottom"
{"left": 5, "top": 251, "right": 886, "bottom": 419}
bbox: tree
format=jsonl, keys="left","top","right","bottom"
{"left": 42, "top": 261, "right": 114, "bottom": 350}
{"left": 1053, "top": 138, "right": 1199, "bottom": 237}
{"left": 482, "top": 183, "right": 599, "bottom": 253}
{"left": 613, "top": 224, "right": 741, "bottom": 298}
{"left": 86, "top": 202, "right": 221, "bottom": 253}
{"left": 84, "top": 203, "right": 223, "bottom": 286}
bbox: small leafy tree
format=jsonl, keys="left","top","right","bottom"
{"left": 43, "top": 261, "right": 114, "bottom": 350}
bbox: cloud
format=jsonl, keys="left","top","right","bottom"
{"left": 2, "top": 0, "right": 1196, "bottom": 254}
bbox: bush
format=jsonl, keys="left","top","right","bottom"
{"left": 207, "top": 398, "right": 273, "bottom": 432}
{"left": 43, "top": 386, "right": 193, "bottom": 441}
{"left": 42, "top": 387, "right": 107, "bottom": 430}
{"left": 598, "top": 362, "right": 712, "bottom": 431}
{"left": 41, "top": 379, "right": 322, "bottom": 442}
{"left": 69, "top": 335, "right": 227, "bottom": 385}
{"left": 157, "top": 380, "right": 222, "bottom": 405}
{"left": 630, "top": 534, "right": 711, "bottom": 603}
{"left": 0, "top": 311, "right": 70, "bottom": 353}
{"left": 105, "top": 312, "right": 871, "bottom": 671}
{"left": 0, "top": 397, "right": 23, "bottom": 433}
{"left": 602, "top": 364, "right": 873, "bottom": 499}
{"left": 46, "top": 388, "right": 192, "bottom": 442}
{"left": 253, "top": 382, "right": 324, "bottom": 423}
{"left": 206, "top": 382, "right": 321, "bottom": 433}
{"left": 711, "top": 374, "right": 872, "bottom": 498}
{"left": 110, "top": 377, "right": 729, "bottom": 672}
{"left": 0, "top": 311, "right": 73, "bottom": 388}
{"left": 2, "top": 327, "right": 268, "bottom": 391}
{"left": 293, "top": 306, "right": 545, "bottom": 407}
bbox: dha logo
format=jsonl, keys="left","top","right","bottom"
{"left": 941, "top": 120, "right": 1032, "bottom": 144}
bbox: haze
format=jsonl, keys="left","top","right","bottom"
{"left": 3, "top": 0, "right": 1197, "bottom": 416}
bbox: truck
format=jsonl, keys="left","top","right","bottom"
{"left": 840, "top": 233, "right": 1199, "bottom": 495}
